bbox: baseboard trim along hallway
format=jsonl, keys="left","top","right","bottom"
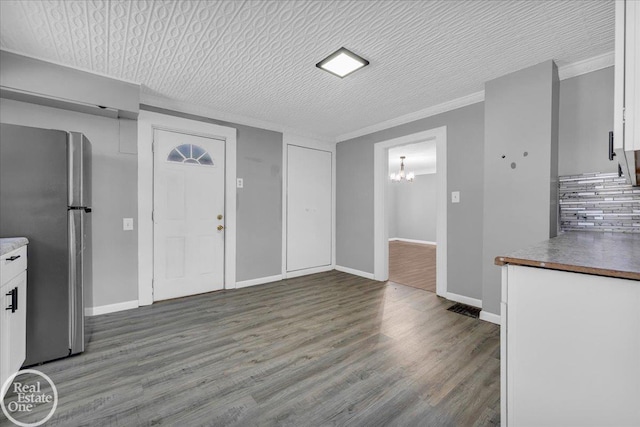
{"left": 85, "top": 300, "right": 139, "bottom": 316}
{"left": 389, "top": 238, "right": 437, "bottom": 245}
{"left": 335, "top": 265, "right": 375, "bottom": 280}
{"left": 480, "top": 310, "right": 501, "bottom": 325}
{"left": 236, "top": 274, "right": 284, "bottom": 289}
{"left": 446, "top": 292, "right": 482, "bottom": 308}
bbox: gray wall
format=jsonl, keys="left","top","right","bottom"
{"left": 482, "top": 61, "right": 559, "bottom": 315}
{"left": 140, "top": 105, "right": 283, "bottom": 282}
{"left": 388, "top": 174, "right": 437, "bottom": 242}
{"left": 0, "top": 98, "right": 139, "bottom": 308}
{"left": 337, "top": 65, "right": 613, "bottom": 310}
{"left": 337, "top": 102, "right": 485, "bottom": 300}
{"left": 0, "top": 50, "right": 139, "bottom": 117}
{"left": 559, "top": 66, "right": 616, "bottom": 175}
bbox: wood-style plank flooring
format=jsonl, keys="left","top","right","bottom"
{"left": 389, "top": 241, "right": 437, "bottom": 292}
{"left": 2, "top": 271, "right": 500, "bottom": 426}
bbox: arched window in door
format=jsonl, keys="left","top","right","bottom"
{"left": 167, "top": 144, "right": 214, "bottom": 166}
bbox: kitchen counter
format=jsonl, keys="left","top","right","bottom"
{"left": 495, "top": 231, "right": 640, "bottom": 281}
{"left": 0, "top": 237, "right": 29, "bottom": 256}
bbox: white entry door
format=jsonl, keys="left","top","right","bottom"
{"left": 287, "top": 145, "right": 332, "bottom": 272}
{"left": 153, "top": 129, "right": 225, "bottom": 301}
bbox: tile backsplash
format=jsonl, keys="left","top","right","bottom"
{"left": 559, "top": 172, "right": 640, "bottom": 233}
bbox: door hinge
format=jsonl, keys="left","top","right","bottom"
{"left": 622, "top": 107, "right": 626, "bottom": 123}
{"left": 151, "top": 210, "right": 154, "bottom": 222}
{"left": 152, "top": 141, "right": 155, "bottom": 152}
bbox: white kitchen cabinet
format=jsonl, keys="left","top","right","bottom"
{"left": 0, "top": 245, "right": 27, "bottom": 399}
{"left": 614, "top": 0, "right": 640, "bottom": 185}
{"left": 501, "top": 265, "right": 640, "bottom": 426}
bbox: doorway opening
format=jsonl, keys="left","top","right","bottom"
{"left": 137, "top": 110, "right": 237, "bottom": 306}
{"left": 387, "top": 141, "right": 437, "bottom": 292}
{"left": 373, "top": 126, "right": 447, "bottom": 297}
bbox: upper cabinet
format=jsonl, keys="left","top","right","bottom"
{"left": 614, "top": 0, "right": 640, "bottom": 186}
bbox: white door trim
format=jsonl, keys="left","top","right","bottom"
{"left": 281, "top": 133, "right": 336, "bottom": 279}
{"left": 138, "top": 110, "right": 237, "bottom": 306}
{"left": 373, "top": 126, "right": 447, "bottom": 297}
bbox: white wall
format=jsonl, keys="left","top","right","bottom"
{"left": 388, "top": 174, "right": 437, "bottom": 242}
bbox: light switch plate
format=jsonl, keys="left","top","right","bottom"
{"left": 237, "top": 178, "right": 244, "bottom": 188}
{"left": 451, "top": 191, "right": 460, "bottom": 203}
{"left": 123, "top": 218, "right": 134, "bottom": 231}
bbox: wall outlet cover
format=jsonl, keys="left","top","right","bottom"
{"left": 451, "top": 191, "right": 460, "bottom": 203}
{"left": 237, "top": 178, "right": 244, "bottom": 188}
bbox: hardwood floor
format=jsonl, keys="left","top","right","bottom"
{"left": 389, "top": 241, "right": 437, "bottom": 292}
{"left": 2, "top": 271, "right": 500, "bottom": 427}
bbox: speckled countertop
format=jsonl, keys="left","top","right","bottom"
{"left": 495, "top": 231, "right": 640, "bottom": 281}
{"left": 1, "top": 237, "right": 29, "bottom": 256}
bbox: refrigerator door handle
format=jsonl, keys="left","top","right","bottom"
{"left": 68, "top": 209, "right": 85, "bottom": 355}
{"left": 69, "top": 210, "right": 76, "bottom": 351}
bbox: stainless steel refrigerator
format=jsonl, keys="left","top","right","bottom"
{"left": 0, "top": 123, "right": 91, "bottom": 365}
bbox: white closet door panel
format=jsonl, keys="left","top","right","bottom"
{"left": 287, "top": 145, "right": 332, "bottom": 272}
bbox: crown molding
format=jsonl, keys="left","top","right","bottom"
{"left": 0, "top": 48, "right": 141, "bottom": 86}
{"left": 4, "top": 46, "right": 614, "bottom": 143}
{"left": 336, "top": 91, "right": 485, "bottom": 142}
{"left": 140, "top": 92, "right": 334, "bottom": 143}
{"left": 337, "top": 51, "right": 615, "bottom": 142}
{"left": 557, "top": 51, "right": 614, "bottom": 81}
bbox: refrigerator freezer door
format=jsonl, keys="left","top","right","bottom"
{"left": 68, "top": 132, "right": 92, "bottom": 208}
{"left": 0, "top": 123, "right": 71, "bottom": 365}
{"left": 68, "top": 209, "right": 86, "bottom": 354}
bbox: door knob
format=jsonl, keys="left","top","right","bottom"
{"left": 217, "top": 214, "right": 223, "bottom": 220}
{"left": 217, "top": 225, "right": 224, "bottom": 231}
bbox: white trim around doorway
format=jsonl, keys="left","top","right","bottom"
{"left": 373, "top": 126, "right": 448, "bottom": 297}
{"left": 137, "top": 110, "right": 237, "bottom": 306}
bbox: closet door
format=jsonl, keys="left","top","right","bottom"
{"left": 286, "top": 145, "right": 332, "bottom": 272}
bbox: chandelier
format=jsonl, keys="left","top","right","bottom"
{"left": 390, "top": 156, "right": 415, "bottom": 182}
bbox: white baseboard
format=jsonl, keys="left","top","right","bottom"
{"left": 285, "top": 265, "right": 333, "bottom": 279}
{"left": 335, "top": 265, "right": 375, "bottom": 280}
{"left": 480, "top": 310, "right": 501, "bottom": 325}
{"left": 446, "top": 292, "right": 482, "bottom": 308}
{"left": 389, "top": 238, "right": 437, "bottom": 245}
{"left": 236, "top": 274, "right": 283, "bottom": 289}
{"left": 85, "top": 300, "right": 139, "bottom": 316}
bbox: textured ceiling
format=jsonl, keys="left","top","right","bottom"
{"left": 389, "top": 141, "right": 436, "bottom": 176}
{"left": 0, "top": 0, "right": 614, "bottom": 139}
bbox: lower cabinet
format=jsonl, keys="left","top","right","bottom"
{"left": 1, "top": 247, "right": 27, "bottom": 399}
{"left": 501, "top": 265, "right": 640, "bottom": 426}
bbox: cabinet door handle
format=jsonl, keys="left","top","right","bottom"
{"left": 608, "top": 131, "right": 616, "bottom": 161}
{"left": 5, "top": 287, "right": 17, "bottom": 313}
{"left": 6, "top": 255, "right": 21, "bottom": 261}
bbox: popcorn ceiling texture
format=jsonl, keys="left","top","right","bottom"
{"left": 559, "top": 173, "right": 640, "bottom": 233}
{"left": 0, "top": 0, "right": 614, "bottom": 137}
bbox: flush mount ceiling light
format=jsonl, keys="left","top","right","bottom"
{"left": 390, "top": 156, "right": 415, "bottom": 183}
{"left": 316, "top": 47, "right": 369, "bottom": 78}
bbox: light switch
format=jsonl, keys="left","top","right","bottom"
{"left": 237, "top": 178, "right": 244, "bottom": 188}
{"left": 451, "top": 191, "right": 460, "bottom": 203}
{"left": 123, "top": 218, "right": 134, "bottom": 231}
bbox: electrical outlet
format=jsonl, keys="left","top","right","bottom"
{"left": 237, "top": 178, "right": 244, "bottom": 188}
{"left": 451, "top": 191, "right": 460, "bottom": 203}
{"left": 123, "top": 218, "right": 134, "bottom": 231}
